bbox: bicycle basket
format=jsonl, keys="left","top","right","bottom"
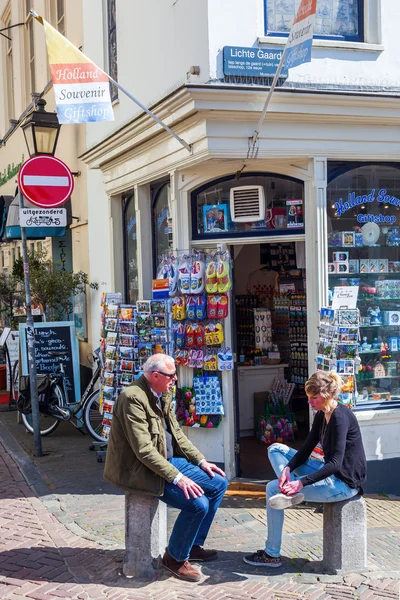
{"left": 17, "top": 375, "right": 55, "bottom": 414}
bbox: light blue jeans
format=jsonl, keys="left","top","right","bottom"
{"left": 265, "top": 443, "right": 358, "bottom": 558}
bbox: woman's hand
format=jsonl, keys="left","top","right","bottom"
{"left": 278, "top": 466, "right": 291, "bottom": 491}
{"left": 281, "top": 479, "right": 303, "bottom": 496}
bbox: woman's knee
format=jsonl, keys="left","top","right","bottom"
{"left": 268, "top": 443, "right": 289, "bottom": 459}
{"left": 266, "top": 479, "right": 280, "bottom": 497}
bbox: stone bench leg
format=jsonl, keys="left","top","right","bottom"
{"left": 123, "top": 492, "right": 167, "bottom": 578}
{"left": 323, "top": 495, "right": 367, "bottom": 574}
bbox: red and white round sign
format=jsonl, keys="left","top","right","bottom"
{"left": 18, "top": 155, "right": 74, "bottom": 208}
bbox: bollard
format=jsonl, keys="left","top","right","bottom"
{"left": 123, "top": 492, "right": 167, "bottom": 579}
{"left": 323, "top": 495, "right": 367, "bottom": 574}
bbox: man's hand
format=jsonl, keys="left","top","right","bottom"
{"left": 281, "top": 479, "right": 303, "bottom": 496}
{"left": 200, "top": 460, "right": 226, "bottom": 478}
{"left": 278, "top": 466, "right": 291, "bottom": 491}
{"left": 177, "top": 475, "right": 204, "bottom": 500}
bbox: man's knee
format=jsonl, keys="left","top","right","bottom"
{"left": 215, "top": 474, "right": 229, "bottom": 493}
{"left": 192, "top": 495, "right": 210, "bottom": 516}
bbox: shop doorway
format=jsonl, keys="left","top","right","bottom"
{"left": 231, "top": 241, "right": 310, "bottom": 481}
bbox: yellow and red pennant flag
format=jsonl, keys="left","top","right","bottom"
{"left": 33, "top": 13, "right": 114, "bottom": 124}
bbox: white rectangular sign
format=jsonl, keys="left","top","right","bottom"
{"left": 19, "top": 208, "right": 66, "bottom": 227}
{"left": 332, "top": 286, "right": 359, "bottom": 310}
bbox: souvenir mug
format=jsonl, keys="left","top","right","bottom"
{"left": 273, "top": 214, "right": 287, "bottom": 229}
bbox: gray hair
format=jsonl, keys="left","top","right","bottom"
{"left": 142, "top": 354, "right": 175, "bottom": 375}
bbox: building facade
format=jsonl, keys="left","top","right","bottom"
{"left": 0, "top": 0, "right": 95, "bottom": 378}
{"left": 84, "top": 1, "right": 400, "bottom": 492}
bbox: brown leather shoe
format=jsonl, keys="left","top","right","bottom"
{"left": 162, "top": 550, "right": 201, "bottom": 582}
{"left": 189, "top": 545, "right": 218, "bottom": 562}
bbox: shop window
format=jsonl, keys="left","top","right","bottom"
{"left": 50, "top": 0, "right": 65, "bottom": 35}
{"left": 123, "top": 194, "right": 138, "bottom": 304}
{"left": 2, "top": 9, "right": 15, "bottom": 123}
{"left": 327, "top": 163, "right": 400, "bottom": 408}
{"left": 192, "top": 173, "right": 304, "bottom": 241}
{"left": 264, "top": 0, "right": 363, "bottom": 42}
{"left": 24, "top": 0, "right": 36, "bottom": 99}
{"left": 152, "top": 183, "right": 173, "bottom": 270}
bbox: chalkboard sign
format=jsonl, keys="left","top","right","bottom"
{"left": 19, "top": 321, "right": 81, "bottom": 404}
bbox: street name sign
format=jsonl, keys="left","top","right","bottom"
{"left": 19, "top": 207, "right": 67, "bottom": 227}
{"left": 223, "top": 46, "right": 288, "bottom": 78}
{"left": 18, "top": 155, "right": 74, "bottom": 208}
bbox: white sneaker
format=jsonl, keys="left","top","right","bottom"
{"left": 268, "top": 492, "right": 304, "bottom": 510}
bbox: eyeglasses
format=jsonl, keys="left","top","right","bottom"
{"left": 154, "top": 370, "right": 177, "bottom": 379}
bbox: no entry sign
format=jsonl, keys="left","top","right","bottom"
{"left": 18, "top": 155, "right": 74, "bottom": 208}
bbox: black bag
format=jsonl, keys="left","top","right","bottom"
{"left": 17, "top": 375, "right": 54, "bottom": 415}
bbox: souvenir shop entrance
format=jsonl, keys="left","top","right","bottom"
{"left": 230, "top": 240, "right": 310, "bottom": 480}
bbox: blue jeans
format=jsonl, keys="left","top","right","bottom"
{"left": 159, "top": 457, "right": 228, "bottom": 562}
{"left": 265, "top": 443, "right": 358, "bottom": 558}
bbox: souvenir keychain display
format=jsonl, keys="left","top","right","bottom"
{"left": 317, "top": 306, "right": 361, "bottom": 408}
{"left": 167, "top": 250, "right": 232, "bottom": 371}
{"left": 289, "top": 294, "right": 308, "bottom": 386}
{"left": 99, "top": 294, "right": 170, "bottom": 439}
{"left": 175, "top": 386, "right": 222, "bottom": 428}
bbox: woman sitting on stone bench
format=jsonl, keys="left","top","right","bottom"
{"left": 244, "top": 370, "right": 367, "bottom": 568}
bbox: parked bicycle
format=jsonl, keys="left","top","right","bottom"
{"left": 16, "top": 349, "right": 107, "bottom": 442}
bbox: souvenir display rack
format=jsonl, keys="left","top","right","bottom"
{"left": 98, "top": 293, "right": 169, "bottom": 439}
{"left": 317, "top": 306, "right": 361, "bottom": 408}
{"left": 158, "top": 250, "right": 233, "bottom": 372}
{"left": 289, "top": 294, "right": 308, "bottom": 386}
{"left": 236, "top": 295, "right": 259, "bottom": 363}
{"left": 274, "top": 294, "right": 291, "bottom": 363}
{"left": 155, "top": 249, "right": 233, "bottom": 426}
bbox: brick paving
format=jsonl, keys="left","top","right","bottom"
{"left": 0, "top": 410, "right": 399, "bottom": 599}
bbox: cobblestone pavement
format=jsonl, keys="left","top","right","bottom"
{"left": 0, "top": 410, "right": 399, "bottom": 599}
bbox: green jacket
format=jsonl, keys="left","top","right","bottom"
{"left": 103, "top": 375, "right": 205, "bottom": 496}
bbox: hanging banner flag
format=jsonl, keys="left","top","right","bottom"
{"left": 31, "top": 10, "right": 191, "bottom": 152}
{"left": 285, "top": 0, "right": 317, "bottom": 70}
{"left": 33, "top": 16, "right": 114, "bottom": 124}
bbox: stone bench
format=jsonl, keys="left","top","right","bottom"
{"left": 323, "top": 495, "right": 367, "bottom": 574}
{"left": 123, "top": 492, "right": 167, "bottom": 578}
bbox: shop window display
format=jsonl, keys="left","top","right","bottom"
{"left": 153, "top": 183, "right": 173, "bottom": 270}
{"left": 122, "top": 194, "right": 138, "bottom": 304}
{"left": 192, "top": 174, "right": 304, "bottom": 239}
{"left": 327, "top": 164, "right": 400, "bottom": 406}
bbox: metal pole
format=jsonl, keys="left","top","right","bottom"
{"left": 249, "top": 48, "right": 287, "bottom": 149}
{"left": 18, "top": 192, "right": 42, "bottom": 457}
{"left": 106, "top": 75, "right": 193, "bottom": 154}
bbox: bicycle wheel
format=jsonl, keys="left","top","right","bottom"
{"left": 21, "top": 383, "right": 63, "bottom": 436}
{"left": 12, "top": 360, "right": 19, "bottom": 401}
{"left": 83, "top": 390, "right": 108, "bottom": 443}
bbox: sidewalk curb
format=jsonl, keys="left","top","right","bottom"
{"left": 0, "top": 420, "right": 119, "bottom": 549}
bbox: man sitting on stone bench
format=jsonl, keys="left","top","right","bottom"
{"left": 104, "top": 353, "right": 228, "bottom": 582}
{"left": 244, "top": 370, "right": 367, "bottom": 568}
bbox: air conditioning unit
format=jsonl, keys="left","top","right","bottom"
{"left": 229, "top": 186, "right": 265, "bottom": 222}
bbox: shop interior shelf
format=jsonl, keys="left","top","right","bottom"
{"left": 358, "top": 398, "right": 400, "bottom": 404}
{"left": 356, "top": 375, "right": 400, "bottom": 380}
{"left": 358, "top": 297, "right": 400, "bottom": 301}
{"left": 359, "top": 349, "right": 400, "bottom": 354}
{"left": 329, "top": 273, "right": 400, "bottom": 277}
{"left": 328, "top": 245, "right": 400, "bottom": 249}
{"left": 359, "top": 324, "right": 400, "bottom": 328}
